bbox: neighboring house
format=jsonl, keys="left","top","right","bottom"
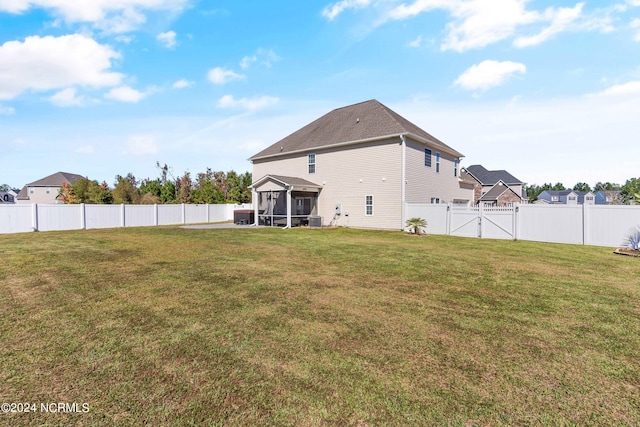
{"left": 537, "top": 190, "right": 595, "bottom": 205}
{"left": 460, "top": 164, "right": 526, "bottom": 206}
{"left": 249, "top": 99, "right": 473, "bottom": 230}
{"left": 595, "top": 190, "right": 623, "bottom": 205}
{"left": 17, "top": 171, "right": 85, "bottom": 204}
{"left": 0, "top": 190, "right": 17, "bottom": 204}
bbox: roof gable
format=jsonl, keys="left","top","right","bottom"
{"left": 479, "top": 180, "right": 521, "bottom": 201}
{"left": 465, "top": 165, "right": 523, "bottom": 185}
{"left": 27, "top": 171, "right": 85, "bottom": 187}
{"left": 250, "top": 99, "right": 462, "bottom": 160}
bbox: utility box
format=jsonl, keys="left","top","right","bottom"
{"left": 309, "top": 216, "right": 322, "bottom": 228}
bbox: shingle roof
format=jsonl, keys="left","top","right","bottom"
{"left": 26, "top": 171, "right": 85, "bottom": 187}
{"left": 250, "top": 99, "right": 463, "bottom": 160}
{"left": 465, "top": 165, "right": 522, "bottom": 185}
{"left": 479, "top": 181, "right": 520, "bottom": 201}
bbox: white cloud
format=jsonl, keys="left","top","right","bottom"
{"left": 240, "top": 49, "right": 280, "bottom": 70}
{"left": 593, "top": 81, "right": 640, "bottom": 96}
{"left": 126, "top": 134, "right": 158, "bottom": 155}
{"left": 322, "top": 0, "right": 371, "bottom": 20}
{"left": 0, "top": 34, "right": 123, "bottom": 100}
{"left": 240, "top": 55, "right": 257, "bottom": 69}
{"left": 217, "top": 95, "right": 279, "bottom": 111}
{"left": 0, "top": 0, "right": 190, "bottom": 33}
{"left": 207, "top": 67, "right": 245, "bottom": 85}
{"left": 104, "top": 86, "right": 148, "bottom": 103}
{"left": 172, "top": 79, "right": 193, "bottom": 89}
{"left": 49, "top": 88, "right": 86, "bottom": 107}
{"left": 455, "top": 60, "right": 526, "bottom": 91}
{"left": 0, "top": 104, "right": 15, "bottom": 115}
{"left": 408, "top": 35, "right": 423, "bottom": 48}
{"left": 157, "top": 30, "right": 177, "bottom": 48}
{"left": 514, "top": 3, "right": 584, "bottom": 48}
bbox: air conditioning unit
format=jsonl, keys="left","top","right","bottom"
{"left": 309, "top": 216, "right": 322, "bottom": 228}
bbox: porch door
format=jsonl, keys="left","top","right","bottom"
{"left": 295, "top": 198, "right": 312, "bottom": 215}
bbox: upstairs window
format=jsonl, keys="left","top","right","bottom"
{"left": 436, "top": 152, "right": 441, "bottom": 173}
{"left": 454, "top": 159, "right": 458, "bottom": 177}
{"left": 424, "top": 148, "right": 432, "bottom": 167}
{"left": 308, "top": 153, "right": 316, "bottom": 174}
{"left": 431, "top": 197, "right": 440, "bottom": 204}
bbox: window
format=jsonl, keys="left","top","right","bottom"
{"left": 454, "top": 159, "right": 458, "bottom": 177}
{"left": 436, "top": 152, "right": 441, "bottom": 173}
{"left": 431, "top": 197, "right": 440, "bottom": 204}
{"left": 46, "top": 188, "right": 50, "bottom": 194}
{"left": 424, "top": 148, "right": 432, "bottom": 167}
{"left": 365, "top": 195, "right": 373, "bottom": 216}
{"left": 308, "top": 153, "right": 316, "bottom": 174}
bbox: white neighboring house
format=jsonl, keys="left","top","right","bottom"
{"left": 249, "top": 99, "right": 474, "bottom": 230}
{"left": 16, "top": 171, "right": 85, "bottom": 204}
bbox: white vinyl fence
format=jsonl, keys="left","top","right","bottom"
{"left": 0, "top": 203, "right": 251, "bottom": 234}
{"left": 406, "top": 203, "right": 640, "bottom": 248}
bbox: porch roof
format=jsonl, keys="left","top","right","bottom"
{"left": 250, "top": 174, "right": 322, "bottom": 192}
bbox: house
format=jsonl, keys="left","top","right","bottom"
{"left": 537, "top": 190, "right": 595, "bottom": 205}
{"left": 249, "top": 99, "right": 473, "bottom": 230}
{"left": 0, "top": 189, "right": 17, "bottom": 204}
{"left": 460, "top": 164, "right": 526, "bottom": 206}
{"left": 595, "top": 190, "right": 623, "bottom": 205}
{"left": 16, "top": 171, "right": 85, "bottom": 204}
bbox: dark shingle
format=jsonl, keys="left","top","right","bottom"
{"left": 251, "top": 99, "right": 462, "bottom": 160}
{"left": 465, "top": 165, "right": 522, "bottom": 185}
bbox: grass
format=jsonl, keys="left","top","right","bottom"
{"left": 0, "top": 226, "right": 639, "bottom": 426}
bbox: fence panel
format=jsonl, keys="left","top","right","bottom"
{"left": 37, "top": 204, "right": 81, "bottom": 231}
{"left": 0, "top": 205, "right": 33, "bottom": 233}
{"left": 405, "top": 204, "right": 448, "bottom": 234}
{"left": 517, "top": 205, "right": 584, "bottom": 245}
{"left": 86, "top": 205, "right": 121, "bottom": 229}
{"left": 158, "top": 205, "right": 183, "bottom": 225}
{"left": 185, "top": 204, "right": 207, "bottom": 224}
{"left": 586, "top": 205, "right": 640, "bottom": 247}
{"left": 125, "top": 205, "right": 155, "bottom": 227}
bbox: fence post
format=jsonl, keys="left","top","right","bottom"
{"left": 182, "top": 203, "right": 186, "bottom": 224}
{"left": 121, "top": 204, "right": 126, "bottom": 227}
{"left": 513, "top": 204, "right": 519, "bottom": 240}
{"left": 154, "top": 204, "right": 158, "bottom": 226}
{"left": 80, "top": 203, "right": 86, "bottom": 229}
{"left": 582, "top": 203, "right": 589, "bottom": 246}
{"left": 446, "top": 203, "right": 451, "bottom": 235}
{"left": 206, "top": 204, "right": 210, "bottom": 223}
{"left": 478, "top": 203, "right": 483, "bottom": 238}
{"left": 32, "top": 203, "right": 38, "bottom": 232}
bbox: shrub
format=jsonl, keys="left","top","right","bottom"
{"left": 405, "top": 217, "right": 427, "bottom": 235}
{"left": 623, "top": 226, "right": 640, "bottom": 250}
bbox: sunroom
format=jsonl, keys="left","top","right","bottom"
{"left": 249, "top": 175, "right": 322, "bottom": 228}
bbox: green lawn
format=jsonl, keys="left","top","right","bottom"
{"left": 1, "top": 227, "right": 639, "bottom": 426}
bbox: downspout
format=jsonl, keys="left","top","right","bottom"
{"left": 401, "top": 134, "right": 407, "bottom": 231}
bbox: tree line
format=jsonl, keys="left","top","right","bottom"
{"left": 525, "top": 179, "right": 640, "bottom": 203}
{"left": 58, "top": 164, "right": 252, "bottom": 205}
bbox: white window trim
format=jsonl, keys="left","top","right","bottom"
{"left": 435, "top": 152, "right": 441, "bottom": 173}
{"left": 308, "top": 153, "right": 316, "bottom": 174}
{"left": 424, "top": 148, "right": 432, "bottom": 167}
{"left": 365, "top": 195, "right": 374, "bottom": 216}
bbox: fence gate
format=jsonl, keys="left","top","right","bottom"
{"left": 449, "top": 206, "right": 516, "bottom": 240}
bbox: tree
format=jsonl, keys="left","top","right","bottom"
{"left": 621, "top": 177, "right": 640, "bottom": 204}
{"left": 0, "top": 184, "right": 11, "bottom": 192}
{"left": 113, "top": 173, "right": 140, "bottom": 204}
{"left": 226, "top": 171, "right": 252, "bottom": 204}
{"left": 191, "top": 168, "right": 225, "bottom": 204}
{"left": 594, "top": 182, "right": 621, "bottom": 192}
{"left": 88, "top": 181, "right": 113, "bottom": 204}
{"left": 58, "top": 182, "right": 79, "bottom": 204}
{"left": 573, "top": 182, "right": 592, "bottom": 192}
{"left": 175, "top": 172, "right": 192, "bottom": 203}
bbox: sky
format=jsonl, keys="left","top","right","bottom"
{"left": 1, "top": 0, "right": 640, "bottom": 190}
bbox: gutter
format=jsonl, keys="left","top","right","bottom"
{"left": 250, "top": 132, "right": 464, "bottom": 162}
